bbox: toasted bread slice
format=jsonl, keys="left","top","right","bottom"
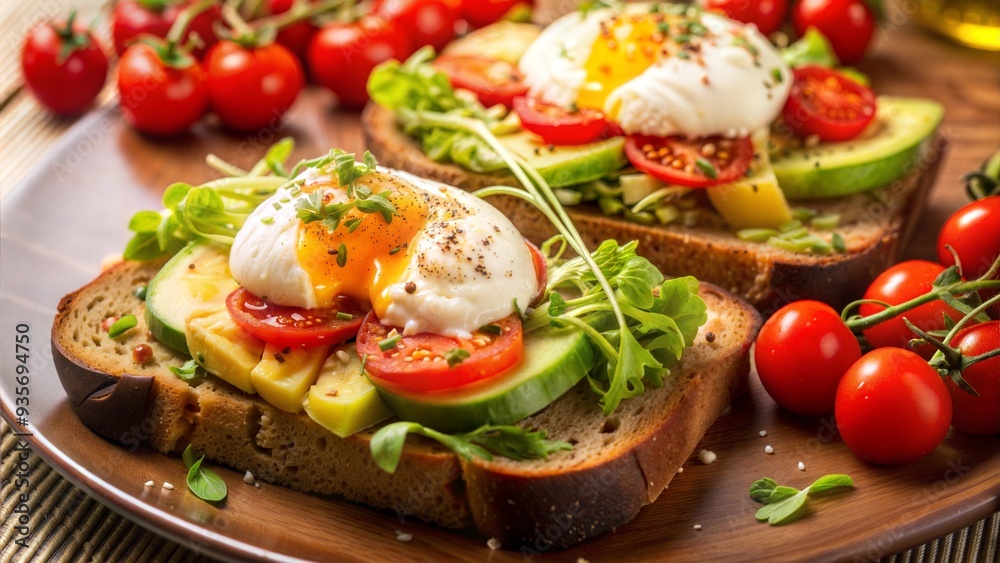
{"left": 52, "top": 259, "right": 760, "bottom": 548}
{"left": 361, "top": 103, "right": 944, "bottom": 313}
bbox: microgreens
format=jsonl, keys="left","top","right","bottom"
{"left": 370, "top": 422, "right": 572, "bottom": 474}
{"left": 292, "top": 150, "right": 397, "bottom": 236}
{"left": 169, "top": 358, "right": 200, "bottom": 381}
{"left": 750, "top": 474, "right": 854, "bottom": 525}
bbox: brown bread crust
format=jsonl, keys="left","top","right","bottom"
{"left": 361, "top": 103, "right": 944, "bottom": 313}
{"left": 52, "top": 259, "right": 759, "bottom": 548}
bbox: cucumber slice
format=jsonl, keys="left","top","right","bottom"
{"left": 771, "top": 97, "right": 943, "bottom": 199}
{"left": 145, "top": 242, "right": 238, "bottom": 354}
{"left": 373, "top": 327, "right": 594, "bottom": 433}
{"left": 498, "top": 131, "right": 627, "bottom": 188}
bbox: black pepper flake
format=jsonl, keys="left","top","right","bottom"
{"left": 328, "top": 248, "right": 338, "bottom": 255}
{"left": 547, "top": 144, "right": 555, "bottom": 152}
{"left": 705, "top": 332, "right": 716, "bottom": 343}
{"left": 405, "top": 281, "right": 416, "bottom": 294}
{"left": 188, "top": 263, "right": 196, "bottom": 270}
{"left": 274, "top": 353, "right": 285, "bottom": 363}
{"left": 282, "top": 347, "right": 291, "bottom": 355}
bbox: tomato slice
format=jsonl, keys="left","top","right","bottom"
{"left": 357, "top": 311, "right": 524, "bottom": 394}
{"left": 432, "top": 55, "right": 528, "bottom": 109}
{"left": 781, "top": 65, "right": 877, "bottom": 142}
{"left": 226, "top": 288, "right": 366, "bottom": 348}
{"left": 513, "top": 96, "right": 608, "bottom": 146}
{"left": 526, "top": 238, "right": 547, "bottom": 306}
{"left": 624, "top": 134, "right": 754, "bottom": 188}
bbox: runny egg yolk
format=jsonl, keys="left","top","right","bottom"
{"left": 296, "top": 173, "right": 428, "bottom": 316}
{"left": 579, "top": 13, "right": 670, "bottom": 112}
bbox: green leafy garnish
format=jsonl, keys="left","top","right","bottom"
{"left": 370, "top": 422, "right": 572, "bottom": 474}
{"left": 292, "top": 150, "right": 397, "bottom": 235}
{"left": 379, "top": 333, "right": 402, "bottom": 351}
{"left": 108, "top": 315, "right": 138, "bottom": 338}
{"left": 695, "top": 158, "right": 718, "bottom": 179}
{"left": 169, "top": 359, "right": 199, "bottom": 381}
{"left": 182, "top": 445, "right": 227, "bottom": 502}
{"left": 749, "top": 474, "right": 854, "bottom": 525}
{"left": 443, "top": 348, "right": 470, "bottom": 368}
{"left": 782, "top": 28, "right": 839, "bottom": 68}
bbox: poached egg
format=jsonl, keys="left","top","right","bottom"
{"left": 229, "top": 166, "right": 538, "bottom": 339}
{"left": 519, "top": 3, "right": 792, "bottom": 138}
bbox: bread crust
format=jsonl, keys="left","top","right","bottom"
{"left": 52, "top": 258, "right": 759, "bottom": 548}
{"left": 361, "top": 103, "right": 944, "bottom": 313}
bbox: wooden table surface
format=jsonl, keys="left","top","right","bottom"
{"left": 0, "top": 0, "right": 998, "bottom": 561}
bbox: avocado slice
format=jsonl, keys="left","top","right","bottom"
{"left": 498, "top": 131, "right": 627, "bottom": 188}
{"left": 146, "top": 241, "right": 238, "bottom": 354}
{"left": 373, "top": 327, "right": 594, "bottom": 433}
{"left": 771, "top": 97, "right": 943, "bottom": 199}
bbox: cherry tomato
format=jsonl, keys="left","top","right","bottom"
{"left": 375, "top": 0, "right": 460, "bottom": 52}
{"left": 859, "top": 260, "right": 964, "bottom": 357}
{"left": 117, "top": 43, "right": 209, "bottom": 136}
{"left": 937, "top": 196, "right": 1000, "bottom": 281}
{"left": 755, "top": 301, "right": 861, "bottom": 416}
{"left": 835, "top": 348, "right": 952, "bottom": 465}
{"left": 268, "top": 0, "right": 320, "bottom": 62}
{"left": 703, "top": 0, "right": 789, "bottom": 36}
{"left": 946, "top": 321, "right": 1000, "bottom": 435}
{"left": 432, "top": 55, "right": 528, "bottom": 109}
{"left": 624, "top": 134, "right": 753, "bottom": 188}
{"left": 226, "top": 288, "right": 365, "bottom": 348}
{"left": 21, "top": 14, "right": 108, "bottom": 116}
{"left": 112, "top": 0, "right": 221, "bottom": 59}
{"left": 781, "top": 66, "right": 877, "bottom": 142}
{"left": 308, "top": 16, "right": 412, "bottom": 110}
{"left": 792, "top": 0, "right": 875, "bottom": 65}
{"left": 205, "top": 40, "right": 304, "bottom": 132}
{"left": 513, "top": 97, "right": 608, "bottom": 146}
{"left": 357, "top": 311, "right": 524, "bottom": 393}
{"left": 526, "top": 239, "right": 547, "bottom": 305}
{"left": 460, "top": 0, "right": 525, "bottom": 28}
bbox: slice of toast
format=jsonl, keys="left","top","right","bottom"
{"left": 361, "top": 103, "right": 945, "bottom": 314}
{"left": 52, "top": 259, "right": 760, "bottom": 549}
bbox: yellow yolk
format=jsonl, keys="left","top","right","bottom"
{"left": 296, "top": 173, "right": 428, "bottom": 316}
{"left": 579, "top": 13, "right": 670, "bottom": 112}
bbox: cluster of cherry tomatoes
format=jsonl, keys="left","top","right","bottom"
{"left": 20, "top": 0, "right": 529, "bottom": 135}
{"left": 755, "top": 195, "right": 1000, "bottom": 465}
{"left": 705, "top": 0, "right": 878, "bottom": 65}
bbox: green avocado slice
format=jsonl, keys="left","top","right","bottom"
{"left": 372, "top": 327, "right": 595, "bottom": 433}
{"left": 771, "top": 97, "right": 944, "bottom": 199}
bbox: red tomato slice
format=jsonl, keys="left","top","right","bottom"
{"left": 357, "top": 311, "right": 524, "bottom": 393}
{"left": 781, "top": 65, "right": 877, "bottom": 142}
{"left": 526, "top": 238, "right": 547, "bottom": 305}
{"left": 624, "top": 134, "right": 753, "bottom": 188}
{"left": 226, "top": 288, "right": 366, "bottom": 348}
{"left": 513, "top": 96, "right": 608, "bottom": 146}
{"left": 432, "top": 55, "right": 528, "bottom": 109}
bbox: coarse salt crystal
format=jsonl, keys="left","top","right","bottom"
{"left": 487, "top": 538, "right": 502, "bottom": 550}
{"left": 162, "top": 482, "right": 174, "bottom": 491}
{"left": 676, "top": 467, "right": 684, "bottom": 473}
{"left": 764, "top": 445, "right": 774, "bottom": 454}
{"left": 243, "top": 471, "right": 255, "bottom": 484}
{"left": 759, "top": 430, "right": 767, "bottom": 437}
{"left": 144, "top": 480, "right": 154, "bottom": 487}
{"left": 698, "top": 450, "right": 717, "bottom": 465}
{"left": 336, "top": 350, "right": 351, "bottom": 364}
{"left": 798, "top": 461, "right": 806, "bottom": 471}
{"left": 395, "top": 531, "right": 413, "bottom": 542}
{"left": 693, "top": 524, "right": 703, "bottom": 531}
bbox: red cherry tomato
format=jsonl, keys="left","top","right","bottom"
{"left": 112, "top": 0, "right": 221, "bottom": 59}
{"left": 117, "top": 43, "right": 209, "bottom": 136}
{"left": 226, "top": 288, "right": 365, "bottom": 348}
{"left": 513, "top": 97, "right": 608, "bottom": 146}
{"left": 432, "top": 55, "right": 528, "bottom": 109}
{"left": 21, "top": 14, "right": 108, "bottom": 116}
{"left": 859, "top": 260, "right": 965, "bottom": 357}
{"left": 357, "top": 311, "right": 524, "bottom": 394}
{"left": 624, "top": 134, "right": 754, "bottom": 188}
{"left": 781, "top": 66, "right": 877, "bottom": 142}
{"left": 703, "top": 0, "right": 789, "bottom": 36}
{"left": 937, "top": 196, "right": 1000, "bottom": 281}
{"left": 835, "top": 348, "right": 952, "bottom": 465}
{"left": 460, "top": 0, "right": 525, "bottom": 28}
{"left": 755, "top": 301, "right": 861, "bottom": 416}
{"left": 792, "top": 0, "right": 875, "bottom": 65}
{"left": 308, "top": 17, "right": 412, "bottom": 110}
{"left": 946, "top": 321, "right": 1000, "bottom": 435}
{"left": 268, "top": 0, "right": 320, "bottom": 62}
{"left": 375, "top": 0, "right": 460, "bottom": 52}
{"left": 205, "top": 40, "right": 304, "bottom": 132}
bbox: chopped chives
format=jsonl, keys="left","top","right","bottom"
{"left": 108, "top": 314, "right": 138, "bottom": 338}
{"left": 737, "top": 228, "right": 779, "bottom": 242}
{"left": 379, "top": 334, "right": 401, "bottom": 351}
{"left": 811, "top": 213, "right": 841, "bottom": 230}
{"left": 336, "top": 312, "right": 353, "bottom": 321}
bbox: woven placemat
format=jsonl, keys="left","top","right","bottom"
{"left": 2, "top": 419, "right": 997, "bottom": 562}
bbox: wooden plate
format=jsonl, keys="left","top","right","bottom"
{"left": 1, "top": 92, "right": 998, "bottom": 562}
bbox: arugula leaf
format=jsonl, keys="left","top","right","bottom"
{"left": 370, "top": 421, "right": 571, "bottom": 474}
